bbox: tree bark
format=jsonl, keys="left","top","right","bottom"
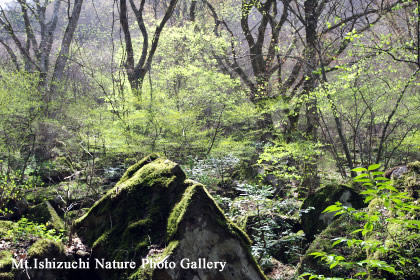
{"left": 52, "top": 0, "right": 84, "bottom": 84}
{"left": 119, "top": 0, "right": 179, "bottom": 95}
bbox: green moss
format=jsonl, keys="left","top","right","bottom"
{"left": 0, "top": 221, "right": 13, "bottom": 239}
{"left": 27, "top": 201, "right": 64, "bottom": 231}
{"left": 75, "top": 155, "right": 266, "bottom": 280}
{"left": 0, "top": 224, "right": 15, "bottom": 278}
{"left": 300, "top": 215, "right": 364, "bottom": 276}
{"left": 118, "top": 153, "right": 160, "bottom": 184}
{"left": 407, "top": 161, "right": 420, "bottom": 173}
{"left": 301, "top": 184, "right": 365, "bottom": 240}
{"left": 24, "top": 187, "right": 56, "bottom": 205}
{"left": 167, "top": 185, "right": 196, "bottom": 239}
{"left": 92, "top": 230, "right": 111, "bottom": 249}
{"left": 129, "top": 241, "right": 180, "bottom": 280}
{"left": 27, "top": 239, "right": 64, "bottom": 259}
{"left": 0, "top": 251, "right": 13, "bottom": 273}
{"left": 116, "top": 157, "right": 182, "bottom": 194}
{"left": 368, "top": 198, "right": 383, "bottom": 216}
{"left": 0, "top": 272, "right": 14, "bottom": 280}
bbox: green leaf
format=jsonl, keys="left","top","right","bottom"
{"left": 332, "top": 238, "right": 344, "bottom": 246}
{"left": 373, "top": 177, "right": 389, "bottom": 181}
{"left": 354, "top": 174, "right": 369, "bottom": 180}
{"left": 352, "top": 167, "right": 367, "bottom": 172}
{"left": 330, "top": 262, "right": 338, "bottom": 269}
{"left": 360, "top": 189, "right": 376, "bottom": 195}
{"left": 364, "top": 222, "right": 373, "bottom": 231}
{"left": 368, "top": 163, "right": 381, "bottom": 171}
{"left": 391, "top": 198, "right": 402, "bottom": 204}
{"left": 354, "top": 178, "right": 371, "bottom": 183}
{"left": 364, "top": 196, "right": 374, "bottom": 203}
{"left": 405, "top": 220, "right": 420, "bottom": 227}
{"left": 384, "top": 185, "right": 398, "bottom": 192}
{"left": 323, "top": 203, "right": 342, "bottom": 213}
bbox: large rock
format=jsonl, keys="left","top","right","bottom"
{"left": 74, "top": 154, "right": 265, "bottom": 280}
{"left": 300, "top": 184, "right": 365, "bottom": 241}
{"left": 298, "top": 162, "right": 420, "bottom": 279}
{"left": 16, "top": 239, "right": 68, "bottom": 280}
{"left": 27, "top": 201, "right": 64, "bottom": 231}
{"left": 0, "top": 250, "right": 14, "bottom": 280}
{"left": 392, "top": 161, "right": 420, "bottom": 199}
{"left": 298, "top": 215, "right": 364, "bottom": 277}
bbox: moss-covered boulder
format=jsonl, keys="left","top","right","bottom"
{"left": 11, "top": 239, "right": 67, "bottom": 280}
{"left": 300, "top": 184, "right": 365, "bottom": 241}
{"left": 27, "top": 201, "right": 64, "bottom": 231}
{"left": 0, "top": 250, "right": 14, "bottom": 280}
{"left": 298, "top": 215, "right": 364, "bottom": 277}
{"left": 24, "top": 186, "right": 57, "bottom": 205}
{"left": 299, "top": 198, "right": 420, "bottom": 279}
{"left": 2, "top": 197, "right": 29, "bottom": 220}
{"left": 394, "top": 161, "right": 420, "bottom": 199}
{"left": 298, "top": 162, "right": 420, "bottom": 279}
{"left": 74, "top": 154, "right": 265, "bottom": 280}
{"left": 13, "top": 239, "right": 68, "bottom": 280}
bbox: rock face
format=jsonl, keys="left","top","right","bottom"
{"left": 299, "top": 164, "right": 420, "bottom": 279}
{"left": 27, "top": 201, "right": 64, "bottom": 231}
{"left": 298, "top": 215, "right": 363, "bottom": 277}
{"left": 17, "top": 239, "right": 68, "bottom": 280}
{"left": 300, "top": 184, "right": 365, "bottom": 241}
{"left": 74, "top": 154, "right": 265, "bottom": 280}
{"left": 394, "top": 161, "right": 420, "bottom": 199}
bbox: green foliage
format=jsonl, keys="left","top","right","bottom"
{"left": 301, "top": 163, "right": 420, "bottom": 279}
{"left": 258, "top": 137, "right": 323, "bottom": 189}
{"left": 184, "top": 154, "right": 240, "bottom": 187}
{"left": 7, "top": 218, "right": 66, "bottom": 244}
{"left": 315, "top": 41, "right": 419, "bottom": 170}
{"left": 236, "top": 184, "right": 278, "bottom": 270}
{"left": 0, "top": 71, "right": 42, "bottom": 173}
{"left": 216, "top": 183, "right": 304, "bottom": 270}
{"left": 78, "top": 21, "right": 257, "bottom": 161}
{"left": 0, "top": 171, "right": 33, "bottom": 217}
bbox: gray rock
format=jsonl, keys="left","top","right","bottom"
{"left": 74, "top": 154, "right": 266, "bottom": 280}
{"left": 300, "top": 184, "right": 365, "bottom": 241}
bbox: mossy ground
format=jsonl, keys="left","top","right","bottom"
{"left": 24, "top": 186, "right": 57, "bottom": 205}
{"left": 27, "top": 239, "right": 65, "bottom": 259}
{"left": 0, "top": 221, "right": 13, "bottom": 239}
{"left": 0, "top": 251, "right": 13, "bottom": 274}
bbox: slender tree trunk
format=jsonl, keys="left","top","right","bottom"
{"left": 52, "top": 0, "right": 84, "bottom": 84}
{"left": 299, "top": 0, "right": 320, "bottom": 197}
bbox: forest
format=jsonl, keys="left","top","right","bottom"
{"left": 0, "top": 0, "right": 419, "bottom": 280}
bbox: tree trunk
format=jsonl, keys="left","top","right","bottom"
{"left": 52, "top": 0, "right": 84, "bottom": 84}
{"left": 299, "top": 0, "right": 320, "bottom": 197}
